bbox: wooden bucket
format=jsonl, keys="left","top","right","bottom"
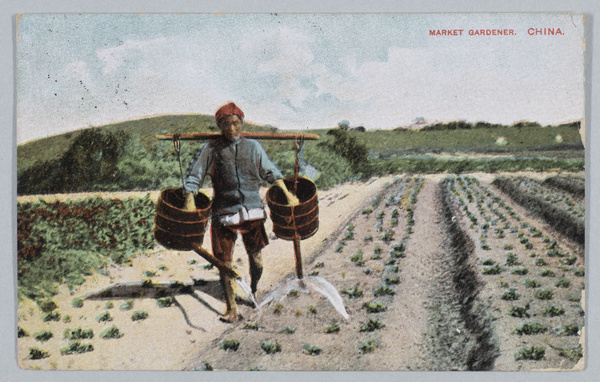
{"left": 266, "top": 177, "right": 319, "bottom": 240}
{"left": 153, "top": 187, "right": 211, "bottom": 251}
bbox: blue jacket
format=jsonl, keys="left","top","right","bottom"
{"left": 183, "top": 137, "right": 283, "bottom": 216}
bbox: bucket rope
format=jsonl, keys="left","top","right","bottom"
{"left": 172, "top": 134, "right": 186, "bottom": 190}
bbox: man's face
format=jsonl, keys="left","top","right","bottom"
{"left": 218, "top": 115, "right": 242, "bottom": 141}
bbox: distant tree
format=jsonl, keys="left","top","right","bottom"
{"left": 337, "top": 120, "right": 350, "bottom": 130}
{"left": 326, "top": 128, "right": 369, "bottom": 173}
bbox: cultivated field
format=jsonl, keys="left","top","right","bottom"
{"left": 16, "top": 172, "right": 585, "bottom": 371}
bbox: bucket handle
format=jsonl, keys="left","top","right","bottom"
{"left": 173, "top": 134, "right": 185, "bottom": 190}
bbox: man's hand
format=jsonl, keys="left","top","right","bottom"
{"left": 183, "top": 192, "right": 197, "bottom": 211}
{"left": 273, "top": 179, "right": 300, "bottom": 206}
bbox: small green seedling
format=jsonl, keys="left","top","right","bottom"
{"left": 193, "top": 361, "right": 213, "bottom": 371}
{"left": 540, "top": 269, "right": 555, "bottom": 277}
{"left": 363, "top": 301, "right": 387, "bottom": 313}
{"left": 42, "top": 310, "right": 61, "bottom": 322}
{"left": 288, "top": 289, "right": 300, "bottom": 297}
{"left": 142, "top": 279, "right": 154, "bottom": 288}
{"left": 512, "top": 268, "right": 529, "bottom": 275}
{"left": 380, "top": 230, "right": 394, "bottom": 243}
{"left": 505, "top": 253, "right": 519, "bottom": 266}
{"left": 18, "top": 327, "right": 29, "bottom": 338}
{"left": 33, "top": 330, "right": 53, "bottom": 342}
{"left": 120, "top": 300, "right": 134, "bottom": 311}
{"left": 273, "top": 303, "right": 283, "bottom": 315}
{"left": 143, "top": 270, "right": 156, "bottom": 277}
{"left": 36, "top": 299, "right": 57, "bottom": 313}
{"left": 561, "top": 256, "right": 577, "bottom": 266}
{"left": 157, "top": 297, "right": 175, "bottom": 307}
{"left": 343, "top": 231, "right": 354, "bottom": 240}
{"left": 481, "top": 259, "right": 495, "bottom": 266}
{"left": 500, "top": 288, "right": 520, "bottom": 301}
{"left": 347, "top": 223, "right": 355, "bottom": 231}
{"left": 314, "top": 262, "right": 325, "bottom": 268}
{"left": 384, "top": 275, "right": 400, "bottom": 284}
{"left": 64, "top": 327, "right": 94, "bottom": 340}
{"left": 308, "top": 305, "right": 317, "bottom": 315}
{"left": 279, "top": 326, "right": 296, "bottom": 334}
{"left": 335, "top": 245, "right": 343, "bottom": 253}
{"left": 557, "top": 324, "right": 579, "bottom": 336}
{"left": 364, "top": 235, "right": 373, "bottom": 242}
{"left": 60, "top": 341, "right": 94, "bottom": 355}
{"left": 309, "top": 269, "right": 320, "bottom": 276}
{"left": 105, "top": 301, "right": 114, "bottom": 309}
{"left": 573, "top": 269, "right": 585, "bottom": 277}
{"left": 71, "top": 298, "right": 84, "bottom": 308}
{"left": 202, "top": 263, "right": 214, "bottom": 270}
{"left": 302, "top": 344, "right": 322, "bottom": 355}
{"left": 534, "top": 290, "right": 554, "bottom": 300}
{"left": 157, "top": 264, "right": 168, "bottom": 271}
{"left": 28, "top": 347, "right": 49, "bottom": 360}
{"left": 535, "top": 258, "right": 547, "bottom": 266}
{"left": 341, "top": 286, "right": 363, "bottom": 299}
{"left": 555, "top": 278, "right": 571, "bottom": 288}
{"left": 364, "top": 267, "right": 373, "bottom": 275}
{"left": 525, "top": 279, "right": 541, "bottom": 288}
{"left": 383, "top": 258, "right": 396, "bottom": 266}
{"left": 508, "top": 306, "right": 530, "bottom": 318}
{"left": 358, "top": 339, "right": 377, "bottom": 353}
{"left": 131, "top": 311, "right": 149, "bottom": 321}
{"left": 374, "top": 285, "right": 395, "bottom": 296}
{"left": 220, "top": 339, "right": 240, "bottom": 351}
{"left": 481, "top": 243, "right": 491, "bottom": 250}
{"left": 188, "top": 258, "right": 197, "bottom": 265}
{"left": 569, "top": 295, "right": 581, "bottom": 302}
{"left": 482, "top": 265, "right": 502, "bottom": 275}
{"left": 370, "top": 253, "right": 381, "bottom": 260}
{"left": 514, "top": 322, "right": 548, "bottom": 335}
{"left": 96, "top": 311, "right": 112, "bottom": 322}
{"left": 100, "top": 325, "right": 122, "bottom": 339}
{"left": 324, "top": 321, "right": 340, "bottom": 333}
{"left": 244, "top": 322, "right": 259, "bottom": 330}
{"left": 504, "top": 244, "right": 514, "bottom": 250}
{"left": 558, "top": 346, "right": 583, "bottom": 362}
{"left": 360, "top": 318, "right": 385, "bottom": 332}
{"left": 260, "top": 340, "right": 282, "bottom": 354}
{"left": 515, "top": 346, "right": 545, "bottom": 361}
{"left": 542, "top": 305, "right": 565, "bottom": 317}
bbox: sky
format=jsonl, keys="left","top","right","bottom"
{"left": 16, "top": 13, "right": 585, "bottom": 144}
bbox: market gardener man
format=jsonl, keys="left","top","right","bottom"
{"left": 182, "top": 102, "right": 299, "bottom": 323}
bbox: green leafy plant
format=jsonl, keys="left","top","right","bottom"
{"left": 558, "top": 346, "right": 583, "bottom": 362}
{"left": 28, "top": 347, "right": 49, "bottom": 360}
{"left": 512, "top": 268, "right": 529, "bottom": 275}
{"left": 481, "top": 259, "right": 495, "bottom": 266}
{"left": 363, "top": 301, "right": 387, "bottom": 313}
{"left": 341, "top": 286, "right": 363, "bottom": 299}
{"left": 33, "top": 330, "right": 53, "bottom": 342}
{"left": 36, "top": 299, "right": 58, "bottom": 313}
{"left": 18, "top": 327, "right": 29, "bottom": 338}
{"left": 542, "top": 305, "right": 565, "bottom": 317}
{"left": 505, "top": 253, "right": 519, "bottom": 266}
{"left": 555, "top": 277, "right": 571, "bottom": 288}
{"left": 360, "top": 317, "right": 385, "bottom": 332}
{"left": 105, "top": 301, "right": 114, "bottom": 309}
{"left": 500, "top": 288, "right": 520, "bottom": 301}
{"left": 573, "top": 268, "right": 585, "bottom": 277}
{"left": 384, "top": 275, "right": 400, "bottom": 284}
{"left": 42, "top": 310, "right": 61, "bottom": 322}
{"left": 540, "top": 269, "right": 555, "bottom": 277}
{"left": 324, "top": 321, "right": 340, "bottom": 333}
{"left": 308, "top": 305, "right": 317, "bottom": 315}
{"left": 534, "top": 290, "right": 554, "bottom": 300}
{"left": 60, "top": 340, "right": 94, "bottom": 355}
{"left": 482, "top": 265, "right": 502, "bottom": 275}
{"left": 143, "top": 270, "right": 156, "bottom": 277}
{"left": 71, "top": 297, "right": 84, "bottom": 308}
{"left": 131, "top": 311, "right": 149, "bottom": 321}
{"left": 100, "top": 325, "right": 122, "bottom": 339}
{"left": 273, "top": 303, "right": 284, "bottom": 315}
{"left": 279, "top": 326, "right": 296, "bottom": 334}
{"left": 373, "top": 285, "right": 395, "bottom": 297}
{"left": 334, "top": 245, "right": 343, "bottom": 253}
{"left": 350, "top": 249, "right": 365, "bottom": 266}
{"left": 508, "top": 306, "right": 530, "bottom": 318}
{"left": 358, "top": 339, "right": 377, "bottom": 353}
{"left": 157, "top": 297, "right": 175, "bottom": 307}
{"left": 314, "top": 262, "right": 325, "bottom": 268}
{"left": 120, "top": 300, "right": 134, "bottom": 310}
{"left": 157, "top": 264, "right": 168, "bottom": 271}
{"left": 525, "top": 279, "right": 541, "bottom": 288}
{"left": 557, "top": 324, "right": 579, "bottom": 336}
{"left": 515, "top": 346, "right": 545, "bottom": 361}
{"left": 220, "top": 339, "right": 240, "bottom": 351}
{"left": 64, "top": 327, "right": 94, "bottom": 340}
{"left": 260, "top": 340, "right": 282, "bottom": 354}
{"left": 514, "top": 322, "right": 548, "bottom": 335}
{"left": 302, "top": 344, "right": 322, "bottom": 355}
{"left": 193, "top": 361, "right": 213, "bottom": 371}
{"left": 96, "top": 311, "right": 112, "bottom": 322}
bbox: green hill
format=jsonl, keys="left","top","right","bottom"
{"left": 17, "top": 116, "right": 583, "bottom": 195}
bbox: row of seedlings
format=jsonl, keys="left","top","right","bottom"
{"left": 450, "top": 176, "right": 584, "bottom": 365}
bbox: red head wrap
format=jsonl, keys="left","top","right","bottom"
{"left": 215, "top": 102, "right": 244, "bottom": 125}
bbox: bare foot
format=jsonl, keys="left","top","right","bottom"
{"left": 219, "top": 311, "right": 242, "bottom": 323}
